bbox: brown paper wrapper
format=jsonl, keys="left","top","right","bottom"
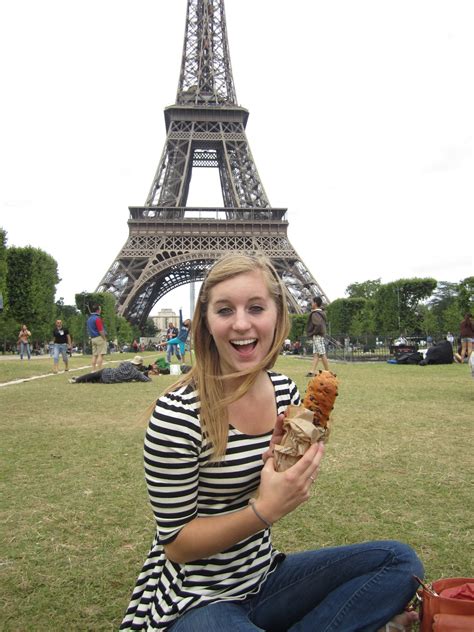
{"left": 274, "top": 404, "right": 328, "bottom": 472}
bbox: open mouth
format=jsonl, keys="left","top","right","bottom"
{"left": 230, "top": 338, "right": 257, "bottom": 354}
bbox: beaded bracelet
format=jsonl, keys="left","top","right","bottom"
{"left": 249, "top": 499, "right": 272, "bottom": 529}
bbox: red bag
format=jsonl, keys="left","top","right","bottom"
{"left": 433, "top": 614, "right": 474, "bottom": 630}
{"left": 419, "top": 578, "right": 474, "bottom": 631}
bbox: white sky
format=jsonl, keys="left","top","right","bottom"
{"left": 1, "top": 0, "right": 473, "bottom": 318}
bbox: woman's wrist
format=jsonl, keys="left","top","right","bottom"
{"left": 248, "top": 499, "right": 272, "bottom": 529}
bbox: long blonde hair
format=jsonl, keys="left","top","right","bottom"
{"left": 167, "top": 253, "right": 290, "bottom": 460}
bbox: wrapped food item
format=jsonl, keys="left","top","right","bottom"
{"left": 274, "top": 370, "right": 339, "bottom": 472}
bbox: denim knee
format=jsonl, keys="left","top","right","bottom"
{"left": 390, "top": 540, "right": 423, "bottom": 576}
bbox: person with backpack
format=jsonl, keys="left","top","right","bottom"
{"left": 86, "top": 304, "right": 107, "bottom": 371}
{"left": 306, "top": 296, "right": 329, "bottom": 376}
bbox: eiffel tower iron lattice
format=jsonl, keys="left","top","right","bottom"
{"left": 97, "top": 0, "right": 328, "bottom": 327}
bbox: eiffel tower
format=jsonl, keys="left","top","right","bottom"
{"left": 97, "top": 0, "right": 328, "bottom": 328}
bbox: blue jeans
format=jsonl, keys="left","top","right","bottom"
{"left": 169, "top": 541, "right": 423, "bottom": 632}
{"left": 166, "top": 338, "right": 185, "bottom": 363}
{"left": 20, "top": 342, "right": 31, "bottom": 359}
{"left": 53, "top": 343, "right": 68, "bottom": 364}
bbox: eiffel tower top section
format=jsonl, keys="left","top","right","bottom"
{"left": 177, "top": 0, "right": 237, "bottom": 106}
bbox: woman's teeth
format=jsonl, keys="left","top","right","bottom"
{"left": 231, "top": 339, "right": 256, "bottom": 346}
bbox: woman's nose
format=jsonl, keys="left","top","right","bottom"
{"left": 232, "top": 310, "right": 251, "bottom": 331}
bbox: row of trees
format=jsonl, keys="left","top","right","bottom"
{"left": 0, "top": 229, "right": 158, "bottom": 352}
{"left": 288, "top": 276, "right": 473, "bottom": 341}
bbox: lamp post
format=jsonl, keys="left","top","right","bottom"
{"left": 396, "top": 286, "right": 401, "bottom": 333}
{"left": 82, "top": 293, "right": 87, "bottom": 356}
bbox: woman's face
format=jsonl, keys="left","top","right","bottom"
{"left": 206, "top": 269, "right": 278, "bottom": 375}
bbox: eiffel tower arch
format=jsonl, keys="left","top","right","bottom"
{"left": 98, "top": 0, "right": 328, "bottom": 328}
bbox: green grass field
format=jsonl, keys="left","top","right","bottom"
{"left": 1, "top": 354, "right": 472, "bottom": 631}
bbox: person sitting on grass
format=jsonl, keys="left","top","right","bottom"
{"left": 69, "top": 356, "right": 152, "bottom": 384}
{"left": 120, "top": 253, "right": 423, "bottom": 632}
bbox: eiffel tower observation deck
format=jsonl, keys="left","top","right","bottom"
{"left": 97, "top": 0, "right": 328, "bottom": 327}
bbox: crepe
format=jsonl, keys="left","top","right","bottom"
{"left": 274, "top": 371, "right": 339, "bottom": 472}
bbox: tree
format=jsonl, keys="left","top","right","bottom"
{"left": 116, "top": 316, "right": 140, "bottom": 346}
{"left": 418, "top": 304, "right": 439, "bottom": 338}
{"left": 345, "top": 279, "right": 381, "bottom": 299}
{"left": 0, "top": 229, "right": 17, "bottom": 350}
{"left": 441, "top": 302, "right": 464, "bottom": 337}
{"left": 142, "top": 317, "right": 158, "bottom": 337}
{"left": 0, "top": 228, "right": 7, "bottom": 307}
{"left": 326, "top": 297, "right": 367, "bottom": 336}
{"left": 289, "top": 314, "right": 308, "bottom": 342}
{"left": 7, "top": 246, "right": 60, "bottom": 343}
{"left": 458, "top": 276, "right": 474, "bottom": 315}
{"left": 373, "top": 278, "right": 437, "bottom": 335}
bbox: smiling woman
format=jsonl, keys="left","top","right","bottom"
{"left": 120, "top": 253, "right": 424, "bottom": 632}
{"left": 206, "top": 268, "right": 278, "bottom": 374}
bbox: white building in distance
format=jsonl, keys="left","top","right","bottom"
{"left": 152, "top": 308, "right": 178, "bottom": 335}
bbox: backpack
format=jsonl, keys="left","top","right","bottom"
{"left": 419, "top": 341, "right": 453, "bottom": 366}
{"left": 396, "top": 352, "right": 423, "bottom": 365}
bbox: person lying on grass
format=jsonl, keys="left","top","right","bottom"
{"left": 69, "top": 355, "right": 152, "bottom": 384}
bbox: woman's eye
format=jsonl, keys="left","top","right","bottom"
{"left": 217, "top": 307, "right": 233, "bottom": 316}
{"left": 249, "top": 305, "right": 264, "bottom": 313}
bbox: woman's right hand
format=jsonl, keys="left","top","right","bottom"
{"left": 256, "top": 441, "right": 325, "bottom": 524}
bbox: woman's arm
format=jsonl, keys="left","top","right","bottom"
{"left": 164, "top": 504, "right": 272, "bottom": 564}
{"left": 164, "top": 441, "right": 324, "bottom": 564}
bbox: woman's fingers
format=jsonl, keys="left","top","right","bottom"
{"left": 262, "top": 413, "right": 286, "bottom": 463}
{"left": 290, "top": 441, "right": 325, "bottom": 479}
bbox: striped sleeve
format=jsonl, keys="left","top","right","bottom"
{"left": 144, "top": 386, "right": 202, "bottom": 545}
{"left": 270, "top": 371, "right": 300, "bottom": 411}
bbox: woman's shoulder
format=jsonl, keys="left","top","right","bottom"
{"left": 267, "top": 370, "right": 300, "bottom": 403}
{"left": 267, "top": 370, "right": 294, "bottom": 384}
{"left": 156, "top": 381, "right": 200, "bottom": 415}
{"left": 150, "top": 382, "right": 202, "bottom": 443}
{"left": 268, "top": 371, "right": 296, "bottom": 390}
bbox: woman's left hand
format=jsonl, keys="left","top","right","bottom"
{"left": 257, "top": 441, "right": 325, "bottom": 524}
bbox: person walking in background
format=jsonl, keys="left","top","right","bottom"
{"left": 52, "top": 319, "right": 72, "bottom": 373}
{"left": 166, "top": 310, "right": 191, "bottom": 364}
{"left": 306, "top": 296, "right": 329, "bottom": 376}
{"left": 69, "top": 355, "right": 151, "bottom": 384}
{"left": 459, "top": 312, "right": 474, "bottom": 363}
{"left": 87, "top": 304, "right": 107, "bottom": 371}
{"left": 120, "top": 253, "right": 422, "bottom": 632}
{"left": 446, "top": 331, "right": 454, "bottom": 347}
{"left": 18, "top": 325, "right": 31, "bottom": 360}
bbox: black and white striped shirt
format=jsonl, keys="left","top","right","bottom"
{"left": 120, "top": 371, "right": 300, "bottom": 630}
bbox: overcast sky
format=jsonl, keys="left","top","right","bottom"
{"left": 1, "top": 0, "right": 472, "bottom": 318}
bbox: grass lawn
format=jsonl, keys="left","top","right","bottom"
{"left": 1, "top": 354, "right": 472, "bottom": 631}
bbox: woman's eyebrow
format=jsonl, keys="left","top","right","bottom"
{"left": 212, "top": 296, "right": 267, "bottom": 305}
